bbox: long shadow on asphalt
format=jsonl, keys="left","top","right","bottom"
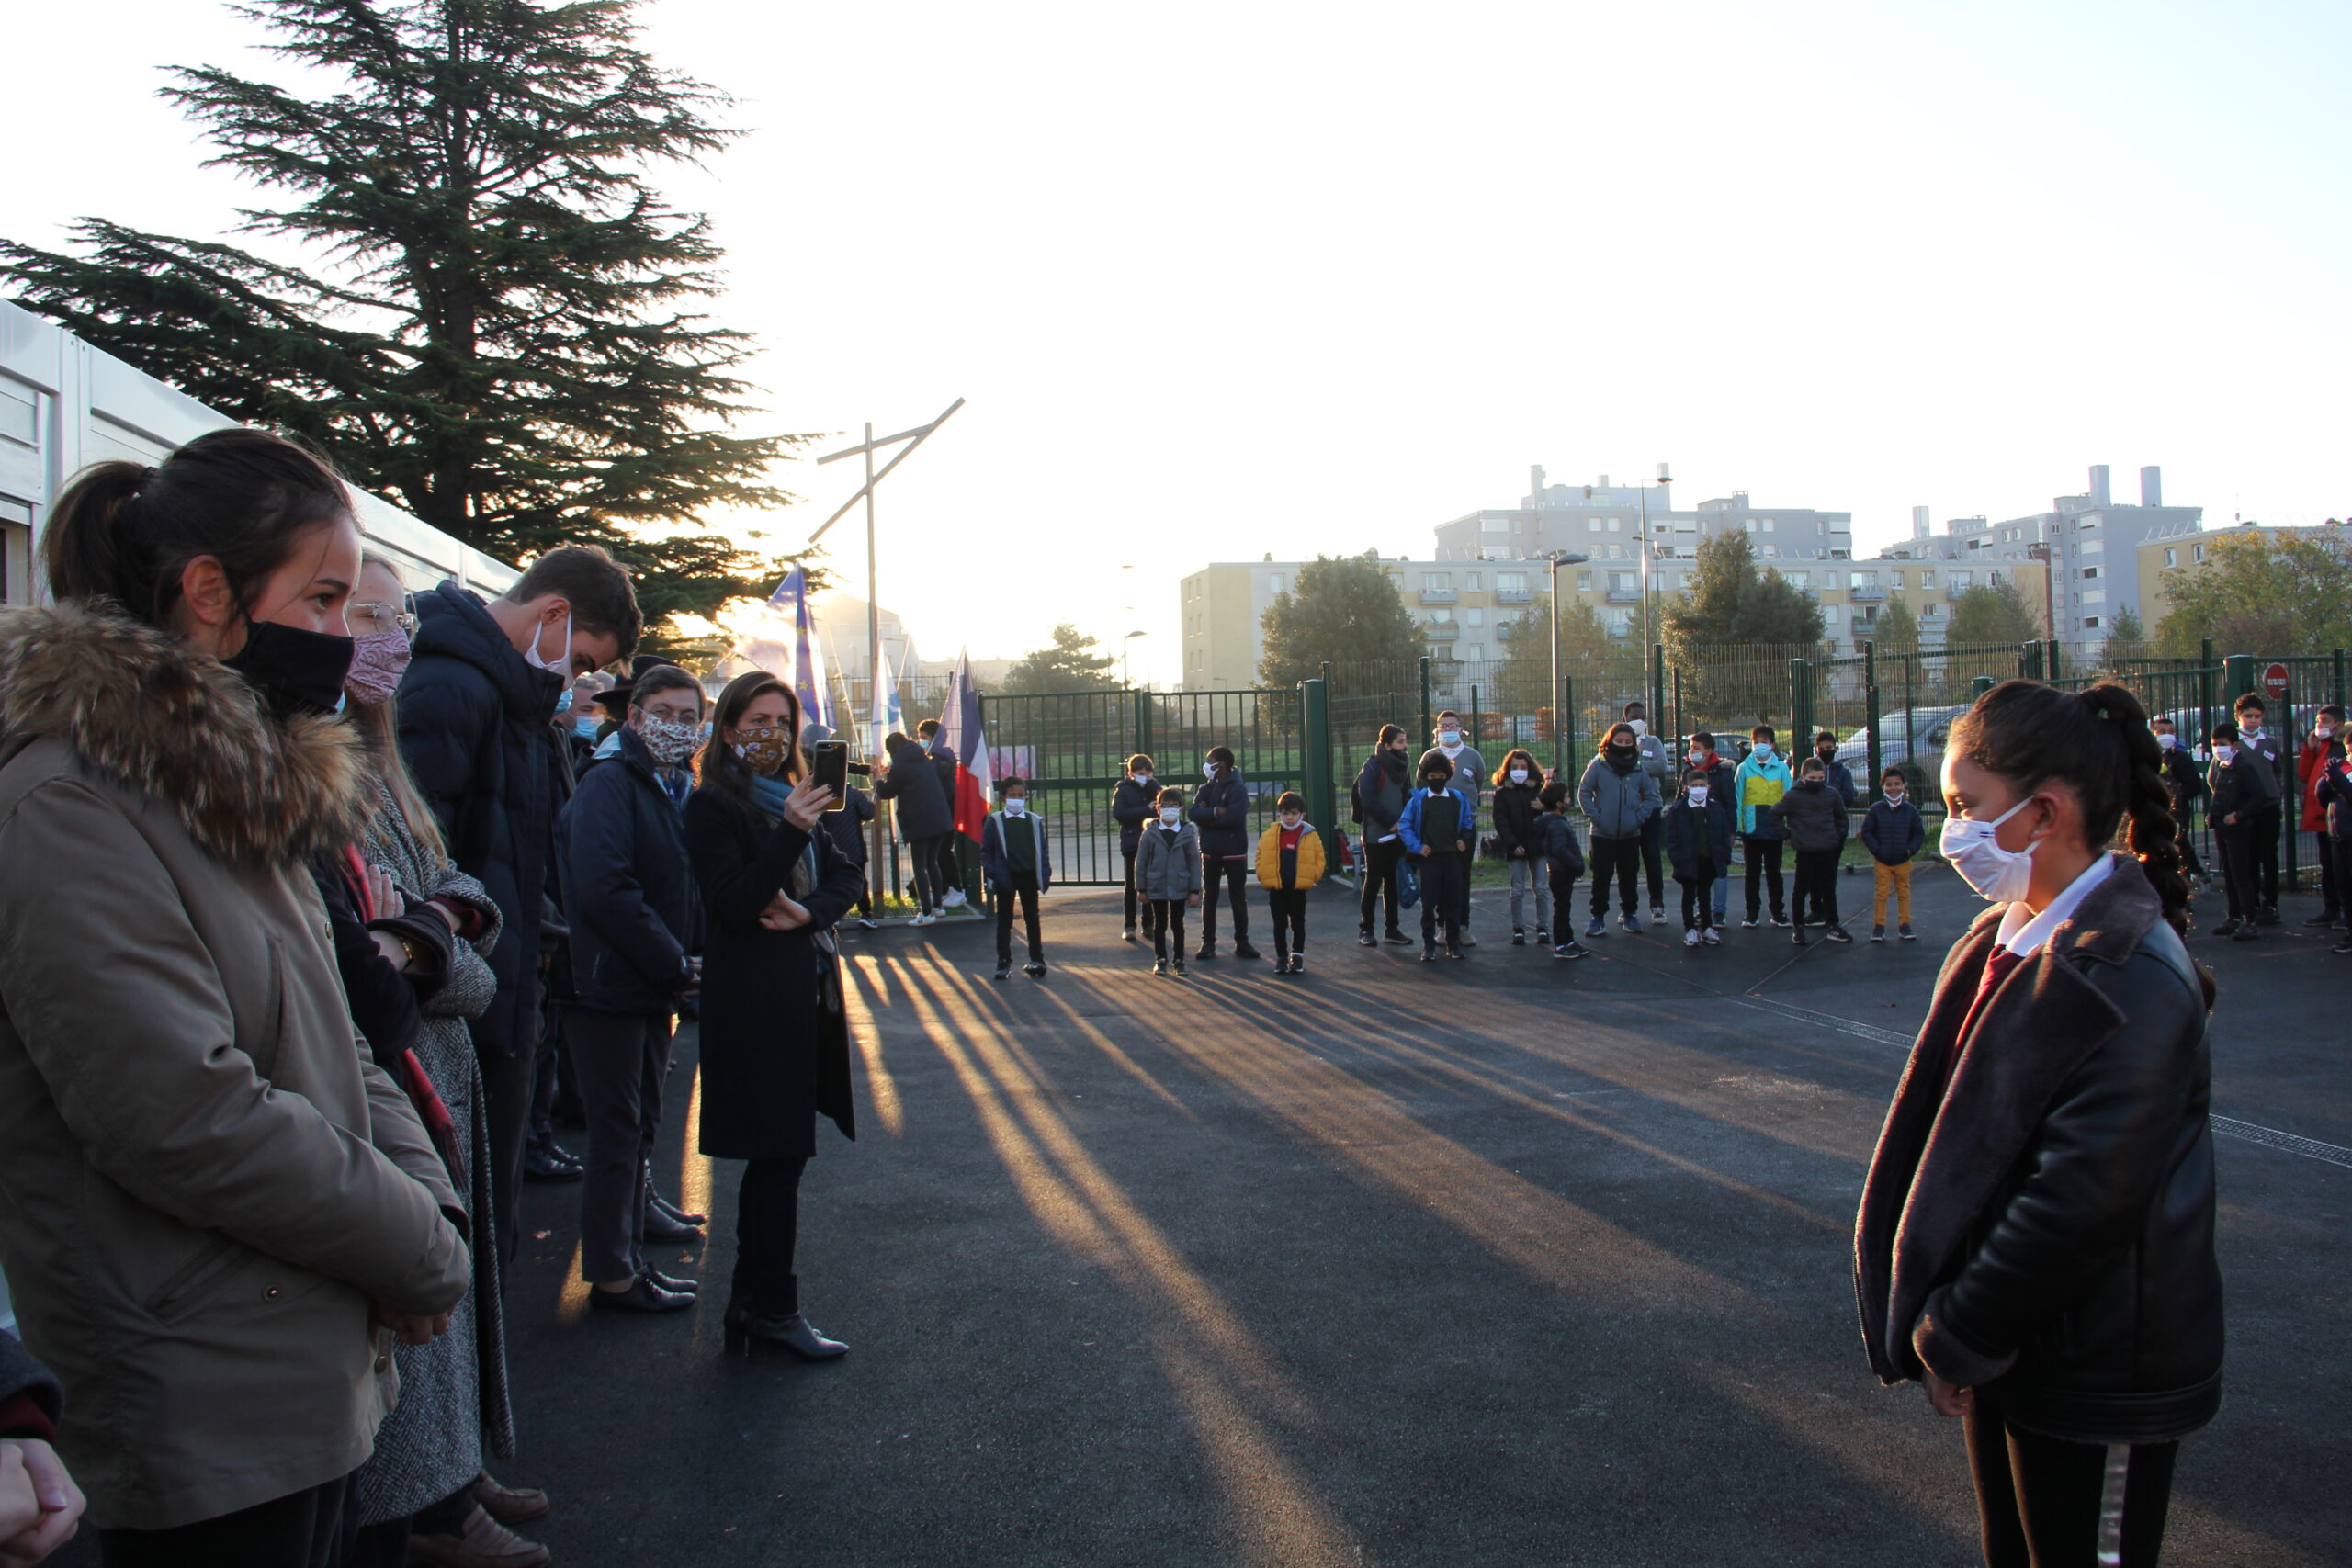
{"left": 479, "top": 868, "right": 2345, "bottom": 1568}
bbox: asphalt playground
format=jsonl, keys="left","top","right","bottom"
{"left": 438, "top": 865, "right": 2352, "bottom": 1563}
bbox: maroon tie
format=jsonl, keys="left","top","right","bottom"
{"left": 1943, "top": 946, "right": 2024, "bottom": 1094}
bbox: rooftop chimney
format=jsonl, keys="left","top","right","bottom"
{"left": 1912, "top": 505, "right": 1931, "bottom": 541}
{"left": 1531, "top": 465, "right": 1545, "bottom": 500}
{"left": 2088, "top": 465, "right": 2111, "bottom": 509}
{"left": 2140, "top": 466, "right": 2162, "bottom": 507}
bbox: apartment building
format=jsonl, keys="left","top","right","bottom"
{"left": 2135, "top": 521, "right": 2346, "bottom": 631}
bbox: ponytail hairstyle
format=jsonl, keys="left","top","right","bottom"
{"left": 1948, "top": 679, "right": 2214, "bottom": 1008}
{"left": 41, "top": 427, "right": 355, "bottom": 626}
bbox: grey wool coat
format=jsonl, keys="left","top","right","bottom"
{"left": 353, "top": 778, "right": 516, "bottom": 1526}
{"left": 1135, "top": 821, "right": 1205, "bottom": 899}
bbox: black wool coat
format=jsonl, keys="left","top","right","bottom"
{"left": 685, "top": 786, "right": 866, "bottom": 1161}
{"left": 558, "top": 728, "right": 700, "bottom": 1015}
{"left": 1855, "top": 856, "right": 2222, "bottom": 1446}
{"left": 876, "top": 735, "right": 954, "bottom": 842}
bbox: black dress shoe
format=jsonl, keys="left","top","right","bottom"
{"left": 587, "top": 1277, "right": 693, "bottom": 1314}
{"left": 1024, "top": 960, "right": 1046, "bottom": 977}
{"left": 644, "top": 1268, "right": 699, "bottom": 1295}
{"left": 1194, "top": 942, "right": 1217, "bottom": 960}
{"left": 1232, "top": 943, "right": 1261, "bottom": 960}
{"left": 642, "top": 1206, "right": 704, "bottom": 1243}
{"left": 1384, "top": 930, "right": 1414, "bottom": 945}
{"left": 524, "top": 1147, "right": 582, "bottom": 1183}
{"left": 650, "top": 1190, "right": 707, "bottom": 1226}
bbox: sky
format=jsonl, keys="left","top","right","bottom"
{"left": 8, "top": 0, "right": 2351, "bottom": 687}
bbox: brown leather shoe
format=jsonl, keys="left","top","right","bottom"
{"left": 473, "top": 1471, "right": 551, "bottom": 1525}
{"left": 404, "top": 1504, "right": 550, "bottom": 1567}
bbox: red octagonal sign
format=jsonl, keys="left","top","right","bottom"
{"left": 2263, "top": 662, "right": 2290, "bottom": 700}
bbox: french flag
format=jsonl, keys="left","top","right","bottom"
{"left": 766, "top": 565, "right": 833, "bottom": 732}
{"left": 940, "top": 649, "right": 991, "bottom": 844}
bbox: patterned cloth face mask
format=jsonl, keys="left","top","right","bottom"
{"left": 730, "top": 725, "right": 791, "bottom": 774}
{"left": 639, "top": 714, "right": 701, "bottom": 768}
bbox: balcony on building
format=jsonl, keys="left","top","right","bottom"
{"left": 1605, "top": 587, "right": 1641, "bottom": 603}
{"left": 1946, "top": 581, "right": 1974, "bottom": 602}
{"left": 1846, "top": 584, "right": 1886, "bottom": 602}
{"left": 1419, "top": 588, "right": 1458, "bottom": 605}
{"left": 1425, "top": 623, "right": 1461, "bottom": 641}
{"left": 1493, "top": 589, "right": 1533, "bottom": 604}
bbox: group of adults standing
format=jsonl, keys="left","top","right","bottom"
{"left": 0, "top": 429, "right": 863, "bottom": 1567}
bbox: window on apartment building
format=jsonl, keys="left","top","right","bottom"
{"left": 1430, "top": 608, "right": 1453, "bottom": 624}
{"left": 1422, "top": 572, "right": 1452, "bottom": 591}
{"left": 1952, "top": 571, "right": 1973, "bottom": 588}
{"left": 2164, "top": 547, "right": 2177, "bottom": 568}
{"left": 1853, "top": 571, "right": 1876, "bottom": 589}
{"left": 1464, "top": 644, "right": 1484, "bottom": 660}
{"left": 1761, "top": 545, "right": 1778, "bottom": 558}
{"left": 2083, "top": 590, "right": 2106, "bottom": 605}
{"left": 1606, "top": 517, "right": 1622, "bottom": 533}
{"left": 1823, "top": 571, "right": 1842, "bottom": 590}
{"left": 1822, "top": 605, "right": 1842, "bottom": 625}
{"left": 1924, "top": 602, "right": 1940, "bottom": 617}
{"left": 2193, "top": 545, "right": 2205, "bottom": 562}
{"left": 1744, "top": 520, "right": 1758, "bottom": 534}
{"left": 1587, "top": 517, "right": 1601, "bottom": 532}
{"left": 1608, "top": 571, "right": 1635, "bottom": 592}
{"left": 1577, "top": 571, "right": 1593, "bottom": 592}
{"left": 1920, "top": 570, "right": 1936, "bottom": 588}
{"left": 1464, "top": 572, "right": 1483, "bottom": 592}
{"left": 2086, "top": 616, "right": 2101, "bottom": 629}
{"left": 1265, "top": 573, "right": 1284, "bottom": 594}
{"left": 2081, "top": 538, "right": 2103, "bottom": 555}
{"left": 2080, "top": 566, "right": 2098, "bottom": 580}
{"left": 1890, "top": 570, "right": 1905, "bottom": 589}
{"left": 1603, "top": 609, "right": 1633, "bottom": 635}
{"left": 1498, "top": 571, "right": 1528, "bottom": 593}
{"left": 1465, "top": 608, "right": 1484, "bottom": 626}
{"left": 1762, "top": 518, "right": 1776, "bottom": 532}
{"left": 1785, "top": 572, "right": 1810, "bottom": 590}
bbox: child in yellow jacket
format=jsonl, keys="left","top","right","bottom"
{"left": 1254, "top": 791, "right": 1326, "bottom": 976}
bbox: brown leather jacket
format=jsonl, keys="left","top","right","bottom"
{"left": 0, "top": 604, "right": 470, "bottom": 1530}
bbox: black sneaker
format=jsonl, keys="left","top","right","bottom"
{"left": 2233, "top": 926, "right": 2261, "bottom": 942}
{"left": 1152, "top": 958, "right": 1169, "bottom": 976}
{"left": 1825, "top": 926, "right": 1854, "bottom": 944}
{"left": 2213, "top": 918, "right": 2242, "bottom": 937}
{"left": 1899, "top": 925, "right": 1917, "bottom": 941}
{"left": 1771, "top": 915, "right": 1792, "bottom": 929}
{"left": 1385, "top": 929, "right": 1415, "bottom": 945}
{"left": 1359, "top": 927, "right": 1377, "bottom": 947}
{"left": 1172, "top": 958, "right": 1188, "bottom": 975}
{"left": 1534, "top": 928, "right": 1550, "bottom": 943}
{"left": 1025, "top": 961, "right": 1046, "bottom": 977}
{"left": 2256, "top": 908, "right": 2281, "bottom": 927}
{"left": 1195, "top": 942, "right": 1217, "bottom": 960}
{"left": 1511, "top": 930, "right": 1527, "bottom": 947}
{"left": 1871, "top": 926, "right": 1886, "bottom": 942}
{"left": 1421, "top": 944, "right": 1439, "bottom": 963}
{"left": 2306, "top": 911, "right": 2340, "bottom": 926}
{"left": 2334, "top": 937, "right": 2352, "bottom": 954}
{"left": 1233, "top": 943, "right": 1262, "bottom": 961}
{"left": 992, "top": 964, "right": 1011, "bottom": 982}
{"left": 1553, "top": 942, "right": 1589, "bottom": 960}
{"left": 1446, "top": 943, "right": 1466, "bottom": 960}
{"left": 1792, "top": 931, "right": 1807, "bottom": 947}
{"left": 1741, "top": 917, "right": 1759, "bottom": 929}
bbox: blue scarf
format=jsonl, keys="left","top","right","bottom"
{"left": 749, "top": 771, "right": 794, "bottom": 822}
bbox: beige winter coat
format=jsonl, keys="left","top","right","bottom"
{"left": 0, "top": 603, "right": 471, "bottom": 1530}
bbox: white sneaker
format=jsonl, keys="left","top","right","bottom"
{"left": 1683, "top": 928, "right": 1701, "bottom": 947}
{"left": 941, "top": 889, "right": 967, "bottom": 908}
{"left": 1652, "top": 906, "right": 1667, "bottom": 923}
{"left": 1702, "top": 929, "right": 1721, "bottom": 946}
{"left": 911, "top": 912, "right": 935, "bottom": 927}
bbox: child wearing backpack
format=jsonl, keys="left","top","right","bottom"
{"left": 1533, "top": 782, "right": 1589, "bottom": 959}
{"left": 1662, "top": 766, "right": 1735, "bottom": 947}
{"left": 1136, "top": 786, "right": 1204, "bottom": 975}
{"left": 1859, "top": 767, "right": 1925, "bottom": 942}
{"left": 1253, "top": 790, "right": 1326, "bottom": 975}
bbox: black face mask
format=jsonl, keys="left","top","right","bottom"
{"left": 227, "top": 619, "right": 355, "bottom": 720}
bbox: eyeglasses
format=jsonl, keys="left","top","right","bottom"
{"left": 352, "top": 601, "right": 420, "bottom": 634}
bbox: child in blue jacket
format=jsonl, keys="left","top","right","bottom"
{"left": 1398, "top": 755, "right": 1475, "bottom": 960}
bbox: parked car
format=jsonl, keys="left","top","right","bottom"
{"left": 1835, "top": 705, "right": 1972, "bottom": 800}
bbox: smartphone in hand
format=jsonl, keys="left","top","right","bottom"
{"left": 810, "top": 741, "right": 849, "bottom": 809}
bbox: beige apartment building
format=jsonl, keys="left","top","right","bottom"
{"left": 2135, "top": 522, "right": 2351, "bottom": 631}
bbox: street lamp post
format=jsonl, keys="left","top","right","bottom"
{"left": 1548, "top": 549, "right": 1591, "bottom": 777}
{"left": 1122, "top": 629, "right": 1148, "bottom": 688}
{"left": 1640, "top": 462, "right": 1672, "bottom": 718}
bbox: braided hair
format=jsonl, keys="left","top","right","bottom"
{"left": 1948, "top": 679, "right": 2214, "bottom": 1008}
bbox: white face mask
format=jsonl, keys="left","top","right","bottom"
{"left": 1439, "top": 730, "right": 1462, "bottom": 748}
{"left": 526, "top": 612, "right": 572, "bottom": 677}
{"left": 1884, "top": 787, "right": 1905, "bottom": 802}
{"left": 1688, "top": 786, "right": 1708, "bottom": 806}
{"left": 1134, "top": 773, "right": 1152, "bottom": 784}
{"left": 1939, "top": 794, "right": 2041, "bottom": 905}
{"left": 1753, "top": 742, "right": 1774, "bottom": 760}
{"left": 2320, "top": 727, "right": 2337, "bottom": 740}
{"left": 1005, "top": 798, "right": 1027, "bottom": 817}
{"left": 1159, "top": 806, "right": 1182, "bottom": 825}
{"left": 1280, "top": 815, "right": 1303, "bottom": 830}
{"left": 1203, "top": 763, "right": 1217, "bottom": 780}
{"left": 1509, "top": 768, "right": 1529, "bottom": 784}
{"left": 2213, "top": 743, "right": 2235, "bottom": 762}
{"left": 2156, "top": 732, "right": 2177, "bottom": 750}
{"left": 2240, "top": 721, "right": 2263, "bottom": 738}
{"left": 1688, "top": 751, "right": 1706, "bottom": 767}
{"left": 1627, "top": 718, "right": 1648, "bottom": 737}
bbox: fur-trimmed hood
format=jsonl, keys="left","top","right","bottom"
{"left": 0, "top": 601, "right": 370, "bottom": 868}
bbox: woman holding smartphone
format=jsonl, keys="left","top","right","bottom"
{"left": 686, "top": 673, "right": 866, "bottom": 1358}
{"left": 1856, "top": 680, "right": 2220, "bottom": 1567}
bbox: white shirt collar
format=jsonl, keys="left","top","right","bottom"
{"left": 1995, "top": 853, "right": 2117, "bottom": 961}
{"left": 1438, "top": 742, "right": 1464, "bottom": 759}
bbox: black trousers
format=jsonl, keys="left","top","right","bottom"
{"left": 1589, "top": 835, "right": 1641, "bottom": 917}
{"left": 1679, "top": 873, "right": 1716, "bottom": 931}
{"left": 1267, "top": 887, "right": 1307, "bottom": 958}
{"left": 1148, "top": 898, "right": 1188, "bottom": 960}
{"left": 2334, "top": 840, "right": 2352, "bottom": 925}
{"left": 995, "top": 871, "right": 1042, "bottom": 964}
{"left": 2249, "top": 801, "right": 2282, "bottom": 908}
{"left": 103, "top": 1472, "right": 352, "bottom": 1568}
{"left": 1743, "top": 835, "right": 1787, "bottom": 920}
{"left": 1201, "top": 856, "right": 1250, "bottom": 943}
{"left": 481, "top": 1041, "right": 537, "bottom": 1269}
{"left": 1792, "top": 848, "right": 1840, "bottom": 927}
{"left": 732, "top": 1155, "right": 809, "bottom": 1315}
{"left": 2320, "top": 827, "right": 2341, "bottom": 915}
{"left": 2174, "top": 813, "right": 2205, "bottom": 880}
{"left": 1549, "top": 873, "right": 1581, "bottom": 942}
{"left": 2215, "top": 820, "right": 2256, "bottom": 921}
{"left": 566, "top": 1008, "right": 672, "bottom": 1286}
{"left": 906, "top": 831, "right": 949, "bottom": 914}
{"left": 935, "top": 833, "right": 966, "bottom": 894}
{"left": 1122, "top": 846, "right": 1140, "bottom": 930}
{"left": 1637, "top": 811, "right": 1666, "bottom": 907}
{"left": 1419, "top": 852, "right": 1465, "bottom": 946}
{"left": 1963, "top": 1402, "right": 2177, "bottom": 1568}
{"left": 1359, "top": 836, "right": 1403, "bottom": 931}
